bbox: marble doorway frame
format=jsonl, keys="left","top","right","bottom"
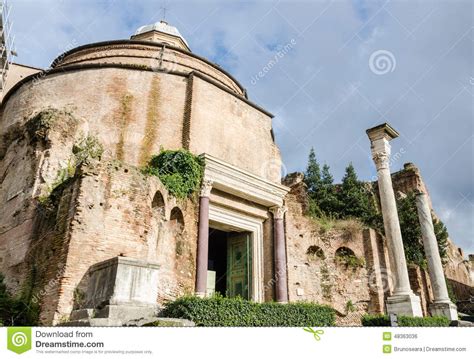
{"left": 209, "top": 204, "right": 264, "bottom": 303}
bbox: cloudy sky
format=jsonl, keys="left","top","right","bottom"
{"left": 9, "top": 0, "right": 473, "bottom": 253}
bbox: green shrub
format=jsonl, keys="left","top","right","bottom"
{"left": 361, "top": 314, "right": 450, "bottom": 327}
{"left": 346, "top": 300, "right": 355, "bottom": 313}
{"left": 398, "top": 316, "right": 450, "bottom": 327}
{"left": 161, "top": 295, "right": 335, "bottom": 327}
{"left": 25, "top": 108, "right": 60, "bottom": 142}
{"left": 144, "top": 149, "right": 204, "bottom": 199}
{"left": 335, "top": 247, "right": 365, "bottom": 269}
{"left": 0, "top": 273, "right": 39, "bottom": 326}
{"left": 361, "top": 314, "right": 391, "bottom": 326}
{"left": 72, "top": 135, "right": 104, "bottom": 164}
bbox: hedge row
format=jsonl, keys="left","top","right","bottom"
{"left": 161, "top": 295, "right": 335, "bottom": 327}
{"left": 361, "top": 314, "right": 450, "bottom": 327}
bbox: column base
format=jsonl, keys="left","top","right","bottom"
{"left": 195, "top": 292, "right": 206, "bottom": 298}
{"left": 430, "top": 301, "right": 458, "bottom": 321}
{"left": 386, "top": 293, "right": 423, "bottom": 317}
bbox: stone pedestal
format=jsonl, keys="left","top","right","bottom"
{"left": 430, "top": 302, "right": 458, "bottom": 320}
{"left": 195, "top": 180, "right": 213, "bottom": 297}
{"left": 416, "top": 192, "right": 458, "bottom": 320}
{"left": 85, "top": 256, "right": 160, "bottom": 309}
{"left": 367, "top": 123, "right": 422, "bottom": 317}
{"left": 68, "top": 256, "right": 162, "bottom": 325}
{"left": 386, "top": 294, "right": 423, "bottom": 317}
{"left": 270, "top": 205, "right": 288, "bottom": 303}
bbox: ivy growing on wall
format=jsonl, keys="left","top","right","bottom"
{"left": 144, "top": 149, "right": 205, "bottom": 199}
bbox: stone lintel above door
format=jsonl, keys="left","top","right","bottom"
{"left": 201, "top": 153, "right": 289, "bottom": 208}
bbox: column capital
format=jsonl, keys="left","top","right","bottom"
{"left": 270, "top": 205, "right": 287, "bottom": 219}
{"left": 372, "top": 151, "right": 390, "bottom": 170}
{"left": 199, "top": 179, "right": 213, "bottom": 197}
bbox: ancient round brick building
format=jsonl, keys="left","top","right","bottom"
{"left": 0, "top": 21, "right": 471, "bottom": 326}
{"left": 0, "top": 21, "right": 290, "bottom": 324}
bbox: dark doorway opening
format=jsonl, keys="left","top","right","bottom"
{"left": 208, "top": 229, "right": 228, "bottom": 296}
{"left": 208, "top": 228, "right": 252, "bottom": 299}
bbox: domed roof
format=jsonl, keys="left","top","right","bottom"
{"left": 134, "top": 20, "right": 189, "bottom": 48}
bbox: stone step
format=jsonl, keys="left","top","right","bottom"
{"left": 69, "top": 309, "right": 94, "bottom": 321}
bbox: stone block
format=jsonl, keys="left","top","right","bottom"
{"left": 69, "top": 309, "right": 94, "bottom": 321}
{"left": 430, "top": 301, "right": 458, "bottom": 321}
{"left": 85, "top": 256, "right": 160, "bottom": 309}
{"left": 94, "top": 304, "right": 158, "bottom": 322}
{"left": 386, "top": 294, "right": 423, "bottom": 317}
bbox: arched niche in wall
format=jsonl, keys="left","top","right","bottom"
{"left": 335, "top": 247, "right": 355, "bottom": 258}
{"left": 152, "top": 191, "right": 166, "bottom": 217}
{"left": 169, "top": 207, "right": 185, "bottom": 234}
{"left": 306, "top": 245, "right": 325, "bottom": 260}
{"left": 335, "top": 246, "right": 364, "bottom": 270}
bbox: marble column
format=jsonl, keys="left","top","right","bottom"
{"left": 270, "top": 205, "right": 288, "bottom": 303}
{"left": 195, "top": 179, "right": 213, "bottom": 297}
{"left": 367, "top": 123, "right": 422, "bottom": 317}
{"left": 415, "top": 192, "right": 458, "bottom": 320}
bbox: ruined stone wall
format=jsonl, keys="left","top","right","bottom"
{"left": 284, "top": 174, "right": 393, "bottom": 325}
{"left": 38, "top": 161, "right": 198, "bottom": 324}
{"left": 284, "top": 169, "right": 473, "bottom": 323}
{"left": 407, "top": 265, "right": 433, "bottom": 316}
{"left": 444, "top": 240, "right": 473, "bottom": 306}
{"left": 0, "top": 109, "right": 84, "bottom": 293}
